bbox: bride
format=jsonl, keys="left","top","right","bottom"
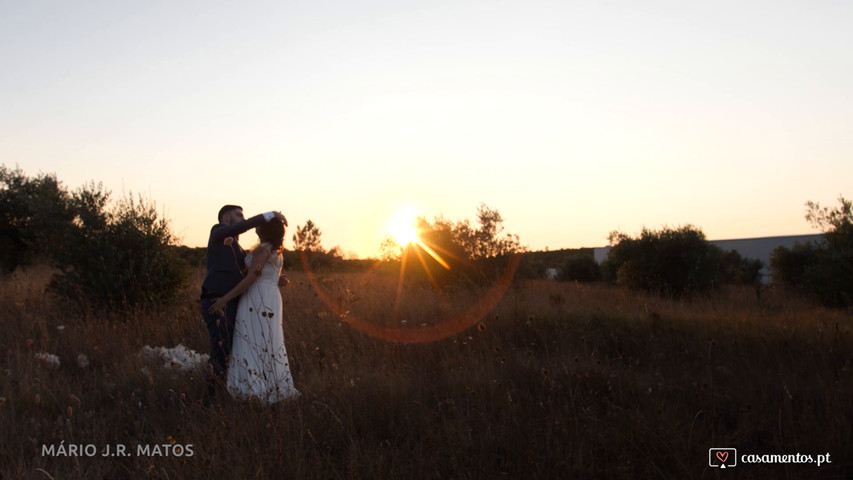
{"left": 209, "top": 219, "right": 300, "bottom": 403}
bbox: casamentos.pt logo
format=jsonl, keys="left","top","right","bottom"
{"left": 709, "top": 448, "right": 832, "bottom": 469}
{"left": 709, "top": 448, "right": 737, "bottom": 469}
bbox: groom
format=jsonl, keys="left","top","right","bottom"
{"left": 201, "top": 205, "right": 287, "bottom": 398}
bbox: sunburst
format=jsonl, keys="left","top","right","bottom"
{"left": 387, "top": 206, "right": 450, "bottom": 272}
{"left": 386, "top": 206, "right": 419, "bottom": 246}
{"left": 300, "top": 205, "right": 519, "bottom": 344}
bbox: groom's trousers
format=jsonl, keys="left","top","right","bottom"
{"left": 201, "top": 296, "right": 239, "bottom": 381}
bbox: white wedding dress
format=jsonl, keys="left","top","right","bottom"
{"left": 227, "top": 243, "right": 300, "bottom": 403}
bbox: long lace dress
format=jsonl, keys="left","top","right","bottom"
{"left": 227, "top": 243, "right": 300, "bottom": 403}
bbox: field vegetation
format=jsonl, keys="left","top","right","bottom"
{"left": 3, "top": 166, "right": 851, "bottom": 477}
{"left": 1, "top": 264, "right": 851, "bottom": 479}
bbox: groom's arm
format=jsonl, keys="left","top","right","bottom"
{"left": 209, "top": 212, "right": 282, "bottom": 243}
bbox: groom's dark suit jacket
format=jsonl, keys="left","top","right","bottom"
{"left": 201, "top": 214, "right": 269, "bottom": 297}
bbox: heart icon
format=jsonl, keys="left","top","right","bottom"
{"left": 716, "top": 451, "right": 729, "bottom": 463}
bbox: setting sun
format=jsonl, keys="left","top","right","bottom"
{"left": 387, "top": 207, "right": 419, "bottom": 245}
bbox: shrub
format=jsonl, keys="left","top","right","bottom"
{"left": 390, "top": 205, "right": 524, "bottom": 289}
{"left": 717, "top": 248, "right": 764, "bottom": 286}
{"left": 770, "top": 243, "right": 820, "bottom": 290}
{"left": 49, "top": 183, "right": 189, "bottom": 312}
{"left": 603, "top": 225, "right": 720, "bottom": 297}
{"left": 0, "top": 165, "right": 73, "bottom": 272}
{"left": 559, "top": 253, "right": 601, "bottom": 283}
{"left": 285, "top": 249, "right": 347, "bottom": 273}
{"left": 770, "top": 196, "right": 853, "bottom": 308}
{"left": 402, "top": 216, "right": 472, "bottom": 287}
{"left": 453, "top": 204, "right": 523, "bottom": 260}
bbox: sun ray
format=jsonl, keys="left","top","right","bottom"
{"left": 411, "top": 242, "right": 441, "bottom": 290}
{"left": 394, "top": 245, "right": 409, "bottom": 322}
{"left": 413, "top": 239, "right": 451, "bottom": 270}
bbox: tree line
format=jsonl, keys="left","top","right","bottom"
{"left": 556, "top": 196, "right": 852, "bottom": 308}
{"left": 3, "top": 164, "right": 850, "bottom": 310}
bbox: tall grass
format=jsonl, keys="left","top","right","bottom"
{"left": 1, "top": 265, "right": 851, "bottom": 478}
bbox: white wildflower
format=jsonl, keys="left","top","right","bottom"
{"left": 140, "top": 345, "right": 209, "bottom": 371}
{"left": 76, "top": 354, "right": 90, "bottom": 368}
{"left": 35, "top": 352, "right": 61, "bottom": 368}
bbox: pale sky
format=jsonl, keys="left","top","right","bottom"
{"left": 2, "top": 0, "right": 851, "bottom": 258}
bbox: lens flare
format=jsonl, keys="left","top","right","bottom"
{"left": 297, "top": 205, "right": 520, "bottom": 344}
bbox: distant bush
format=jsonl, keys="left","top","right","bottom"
{"left": 770, "top": 196, "right": 853, "bottom": 308}
{"left": 603, "top": 225, "right": 722, "bottom": 297}
{"left": 770, "top": 241, "right": 821, "bottom": 285}
{"left": 285, "top": 249, "right": 351, "bottom": 273}
{"left": 717, "top": 249, "right": 764, "bottom": 287}
{"left": 771, "top": 240, "right": 852, "bottom": 308}
{"left": 386, "top": 204, "right": 524, "bottom": 289}
{"left": 400, "top": 215, "right": 473, "bottom": 287}
{"left": 48, "top": 182, "right": 189, "bottom": 312}
{"left": 0, "top": 165, "right": 74, "bottom": 273}
{"left": 452, "top": 204, "right": 523, "bottom": 260}
{"left": 559, "top": 253, "right": 601, "bottom": 283}
{"left": 173, "top": 245, "right": 207, "bottom": 268}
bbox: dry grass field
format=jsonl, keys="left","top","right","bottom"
{"left": 1, "top": 264, "right": 851, "bottom": 479}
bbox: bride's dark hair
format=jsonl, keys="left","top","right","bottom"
{"left": 257, "top": 219, "right": 285, "bottom": 253}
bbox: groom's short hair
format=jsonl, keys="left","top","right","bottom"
{"left": 218, "top": 205, "right": 243, "bottom": 223}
